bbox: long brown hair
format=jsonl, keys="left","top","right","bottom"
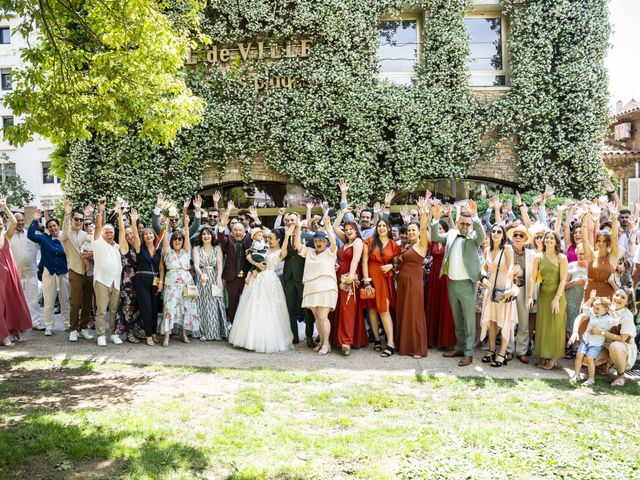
{"left": 542, "top": 231, "right": 563, "bottom": 254}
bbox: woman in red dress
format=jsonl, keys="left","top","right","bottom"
{"left": 330, "top": 212, "right": 368, "bottom": 355}
{"left": 425, "top": 220, "right": 457, "bottom": 349}
{"left": 396, "top": 198, "right": 430, "bottom": 358}
{"left": 0, "top": 195, "right": 32, "bottom": 346}
{"left": 362, "top": 219, "right": 401, "bottom": 357}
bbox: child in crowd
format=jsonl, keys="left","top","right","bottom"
{"left": 80, "top": 231, "right": 94, "bottom": 277}
{"left": 571, "top": 292, "right": 617, "bottom": 386}
{"left": 245, "top": 227, "right": 267, "bottom": 285}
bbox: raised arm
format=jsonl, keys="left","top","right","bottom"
{"left": 430, "top": 203, "right": 447, "bottom": 244}
{"left": 0, "top": 195, "right": 17, "bottom": 239}
{"left": 60, "top": 200, "right": 73, "bottom": 242}
{"left": 152, "top": 193, "right": 164, "bottom": 234}
{"left": 609, "top": 204, "right": 620, "bottom": 261}
{"left": 563, "top": 204, "right": 576, "bottom": 250}
{"left": 162, "top": 218, "right": 170, "bottom": 255}
{"left": 183, "top": 212, "right": 192, "bottom": 253}
{"left": 332, "top": 208, "right": 350, "bottom": 244}
{"left": 274, "top": 207, "right": 285, "bottom": 229}
{"left": 324, "top": 215, "right": 337, "bottom": 253}
{"left": 130, "top": 209, "right": 141, "bottom": 254}
{"left": 468, "top": 200, "right": 485, "bottom": 247}
{"left": 212, "top": 190, "right": 221, "bottom": 210}
{"left": 94, "top": 197, "right": 106, "bottom": 241}
{"left": 417, "top": 197, "right": 430, "bottom": 253}
{"left": 279, "top": 225, "right": 295, "bottom": 260}
{"left": 27, "top": 209, "right": 44, "bottom": 243}
{"left": 293, "top": 217, "right": 303, "bottom": 253}
{"left": 216, "top": 211, "right": 230, "bottom": 251}
{"left": 189, "top": 195, "right": 202, "bottom": 236}
{"left": 581, "top": 212, "right": 595, "bottom": 262}
{"left": 116, "top": 203, "right": 129, "bottom": 255}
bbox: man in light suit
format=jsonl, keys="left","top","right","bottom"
{"left": 431, "top": 200, "right": 485, "bottom": 366}
{"left": 506, "top": 224, "right": 535, "bottom": 363}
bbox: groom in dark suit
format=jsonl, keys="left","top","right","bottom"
{"left": 282, "top": 212, "right": 315, "bottom": 346}
{"left": 217, "top": 212, "right": 252, "bottom": 323}
{"left": 430, "top": 200, "right": 485, "bottom": 366}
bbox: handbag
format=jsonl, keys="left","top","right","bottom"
{"left": 490, "top": 249, "right": 516, "bottom": 303}
{"left": 359, "top": 286, "right": 376, "bottom": 300}
{"left": 607, "top": 271, "right": 621, "bottom": 291}
{"left": 183, "top": 284, "right": 200, "bottom": 298}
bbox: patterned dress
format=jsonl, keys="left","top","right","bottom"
{"left": 194, "top": 245, "right": 230, "bottom": 340}
{"left": 116, "top": 246, "right": 141, "bottom": 335}
{"left": 161, "top": 249, "right": 200, "bottom": 334}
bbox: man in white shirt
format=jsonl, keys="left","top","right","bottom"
{"left": 9, "top": 212, "right": 44, "bottom": 330}
{"left": 93, "top": 199, "right": 124, "bottom": 347}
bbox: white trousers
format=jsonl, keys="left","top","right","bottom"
{"left": 19, "top": 274, "right": 43, "bottom": 328}
{"left": 42, "top": 270, "right": 70, "bottom": 329}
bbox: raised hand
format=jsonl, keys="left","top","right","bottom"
{"left": 603, "top": 178, "right": 615, "bottom": 193}
{"left": 98, "top": 197, "right": 106, "bottom": 211}
{"left": 183, "top": 197, "right": 191, "bottom": 210}
{"left": 212, "top": 190, "right": 222, "bottom": 203}
{"left": 373, "top": 202, "right": 383, "bottom": 215}
{"left": 278, "top": 207, "right": 286, "bottom": 216}
{"left": 84, "top": 202, "right": 95, "bottom": 217}
{"left": 184, "top": 214, "right": 191, "bottom": 227}
{"left": 322, "top": 215, "right": 331, "bottom": 227}
{"left": 338, "top": 178, "right": 349, "bottom": 194}
{"left": 33, "top": 208, "right": 42, "bottom": 220}
{"left": 248, "top": 205, "right": 258, "bottom": 219}
{"left": 219, "top": 211, "right": 229, "bottom": 228}
{"left": 443, "top": 202, "right": 452, "bottom": 217}
{"left": 321, "top": 201, "right": 329, "bottom": 213}
{"left": 114, "top": 200, "right": 122, "bottom": 215}
{"left": 608, "top": 202, "right": 619, "bottom": 219}
{"left": 431, "top": 203, "right": 442, "bottom": 220}
{"left": 227, "top": 200, "right": 235, "bottom": 212}
{"left": 467, "top": 199, "right": 478, "bottom": 217}
{"left": 384, "top": 189, "right": 396, "bottom": 206}
{"left": 193, "top": 195, "right": 203, "bottom": 211}
{"left": 130, "top": 208, "right": 138, "bottom": 224}
{"left": 515, "top": 191, "right": 522, "bottom": 206}
{"left": 491, "top": 194, "right": 501, "bottom": 211}
{"left": 63, "top": 200, "right": 73, "bottom": 215}
{"left": 305, "top": 201, "right": 314, "bottom": 210}
{"left": 0, "top": 194, "right": 6, "bottom": 208}
{"left": 156, "top": 193, "right": 165, "bottom": 208}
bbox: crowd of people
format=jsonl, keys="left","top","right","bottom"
{"left": 0, "top": 179, "right": 638, "bottom": 385}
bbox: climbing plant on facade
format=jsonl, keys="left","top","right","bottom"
{"left": 57, "top": 0, "right": 610, "bottom": 212}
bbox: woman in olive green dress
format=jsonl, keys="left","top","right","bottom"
{"left": 527, "top": 231, "right": 568, "bottom": 370}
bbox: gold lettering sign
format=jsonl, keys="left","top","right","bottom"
{"left": 186, "top": 38, "right": 313, "bottom": 92}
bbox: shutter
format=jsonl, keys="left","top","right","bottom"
{"left": 627, "top": 178, "right": 640, "bottom": 206}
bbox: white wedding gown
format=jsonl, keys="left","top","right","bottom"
{"left": 228, "top": 249, "right": 294, "bottom": 353}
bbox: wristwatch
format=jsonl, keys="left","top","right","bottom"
{"left": 601, "top": 330, "right": 606, "bottom": 336}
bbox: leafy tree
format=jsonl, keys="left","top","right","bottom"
{"left": 0, "top": 175, "right": 35, "bottom": 208}
{"left": 0, "top": 0, "right": 206, "bottom": 145}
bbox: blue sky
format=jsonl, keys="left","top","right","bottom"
{"left": 607, "top": 0, "right": 640, "bottom": 108}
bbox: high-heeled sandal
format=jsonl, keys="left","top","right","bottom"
{"left": 491, "top": 354, "right": 508, "bottom": 368}
{"left": 541, "top": 359, "right": 558, "bottom": 370}
{"left": 373, "top": 340, "right": 382, "bottom": 352}
{"left": 319, "top": 344, "right": 331, "bottom": 355}
{"left": 482, "top": 350, "right": 496, "bottom": 363}
{"left": 381, "top": 346, "right": 395, "bottom": 357}
{"left": 146, "top": 337, "right": 155, "bottom": 347}
{"left": 127, "top": 332, "right": 140, "bottom": 344}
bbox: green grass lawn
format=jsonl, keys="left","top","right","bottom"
{"left": 0, "top": 357, "right": 638, "bottom": 479}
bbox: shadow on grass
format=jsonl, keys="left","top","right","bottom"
{"left": 413, "top": 370, "right": 640, "bottom": 396}
{"left": 0, "top": 411, "right": 209, "bottom": 479}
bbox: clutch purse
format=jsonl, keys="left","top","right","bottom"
{"left": 491, "top": 288, "right": 516, "bottom": 303}
{"left": 183, "top": 284, "right": 200, "bottom": 298}
{"left": 359, "top": 287, "right": 376, "bottom": 300}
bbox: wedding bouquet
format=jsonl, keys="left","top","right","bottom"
{"left": 160, "top": 200, "right": 179, "bottom": 219}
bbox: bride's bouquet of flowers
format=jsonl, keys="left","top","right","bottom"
{"left": 160, "top": 200, "right": 179, "bottom": 219}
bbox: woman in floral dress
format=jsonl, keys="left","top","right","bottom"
{"left": 193, "top": 227, "right": 230, "bottom": 341}
{"left": 158, "top": 214, "right": 200, "bottom": 347}
{"left": 116, "top": 209, "right": 142, "bottom": 343}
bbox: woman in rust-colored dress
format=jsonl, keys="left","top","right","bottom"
{"left": 396, "top": 198, "right": 430, "bottom": 358}
{"left": 425, "top": 220, "right": 457, "bottom": 349}
{"left": 581, "top": 206, "right": 618, "bottom": 301}
{"left": 330, "top": 213, "right": 368, "bottom": 355}
{"left": 362, "top": 219, "right": 401, "bottom": 357}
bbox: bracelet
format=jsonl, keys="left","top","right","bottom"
{"left": 517, "top": 204, "right": 523, "bottom": 208}
{"left": 362, "top": 277, "right": 372, "bottom": 282}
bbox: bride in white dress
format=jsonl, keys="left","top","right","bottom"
{"left": 228, "top": 225, "right": 295, "bottom": 353}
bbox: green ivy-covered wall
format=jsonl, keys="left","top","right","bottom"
{"left": 59, "top": 0, "right": 610, "bottom": 214}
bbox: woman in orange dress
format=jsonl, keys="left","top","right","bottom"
{"left": 396, "top": 197, "right": 430, "bottom": 358}
{"left": 581, "top": 205, "right": 619, "bottom": 301}
{"left": 362, "top": 219, "right": 401, "bottom": 357}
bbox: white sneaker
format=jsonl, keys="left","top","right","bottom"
{"left": 44, "top": 328, "right": 53, "bottom": 336}
{"left": 69, "top": 330, "right": 78, "bottom": 342}
{"left": 110, "top": 334, "right": 123, "bottom": 345}
{"left": 582, "top": 378, "right": 595, "bottom": 387}
{"left": 80, "top": 329, "right": 94, "bottom": 340}
{"left": 97, "top": 335, "right": 107, "bottom": 347}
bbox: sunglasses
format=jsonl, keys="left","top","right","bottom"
{"left": 459, "top": 222, "right": 472, "bottom": 227}
{"left": 512, "top": 233, "right": 526, "bottom": 239}
{"left": 73, "top": 217, "right": 84, "bottom": 222}
{"left": 491, "top": 229, "right": 502, "bottom": 234}
{"left": 169, "top": 218, "right": 179, "bottom": 222}
{"left": 172, "top": 237, "right": 184, "bottom": 242}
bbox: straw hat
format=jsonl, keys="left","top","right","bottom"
{"left": 507, "top": 224, "right": 532, "bottom": 244}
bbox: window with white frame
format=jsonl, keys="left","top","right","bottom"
{"left": 1, "top": 69, "right": 11, "bottom": 90}
{"left": 377, "top": 14, "right": 421, "bottom": 86}
{"left": 1, "top": 161, "right": 15, "bottom": 183}
{"left": 2, "top": 115, "right": 13, "bottom": 138}
{"left": 42, "top": 161, "right": 59, "bottom": 184}
{"left": 0, "top": 27, "right": 10, "bottom": 44}
{"left": 465, "top": 15, "right": 506, "bottom": 87}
